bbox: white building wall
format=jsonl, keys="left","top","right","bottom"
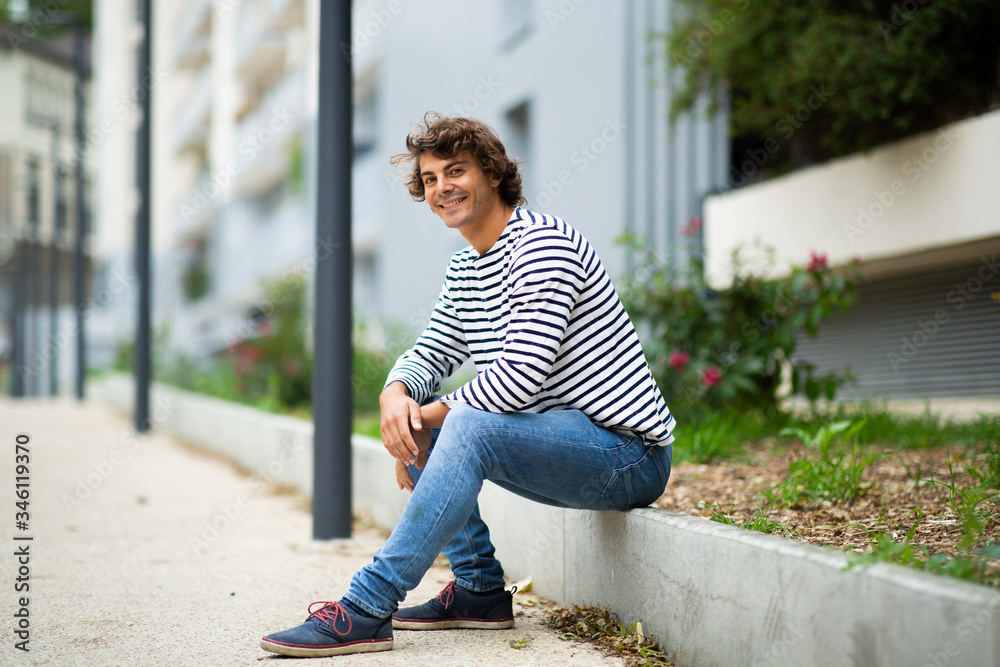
{"left": 704, "top": 108, "right": 1000, "bottom": 286}
{"left": 90, "top": 0, "right": 724, "bottom": 367}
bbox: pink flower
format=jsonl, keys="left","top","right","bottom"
{"left": 257, "top": 319, "right": 274, "bottom": 337}
{"left": 234, "top": 356, "right": 253, "bottom": 375}
{"left": 807, "top": 251, "right": 828, "bottom": 272}
{"left": 680, "top": 217, "right": 703, "bottom": 236}
{"left": 701, "top": 366, "right": 723, "bottom": 388}
{"left": 668, "top": 351, "right": 690, "bottom": 373}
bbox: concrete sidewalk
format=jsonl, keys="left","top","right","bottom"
{"left": 0, "top": 399, "right": 621, "bottom": 667}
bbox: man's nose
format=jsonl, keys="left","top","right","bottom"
{"left": 437, "top": 176, "right": 455, "bottom": 194}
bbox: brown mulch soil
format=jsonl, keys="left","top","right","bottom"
{"left": 654, "top": 442, "right": 1000, "bottom": 559}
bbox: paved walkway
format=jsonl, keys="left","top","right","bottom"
{"left": 0, "top": 399, "right": 621, "bottom": 667}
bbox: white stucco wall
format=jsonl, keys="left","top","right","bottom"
{"left": 704, "top": 108, "right": 1000, "bottom": 286}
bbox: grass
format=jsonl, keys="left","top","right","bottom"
{"left": 677, "top": 405, "right": 1000, "bottom": 587}
{"left": 705, "top": 496, "right": 798, "bottom": 537}
{"left": 771, "top": 420, "right": 883, "bottom": 507}
{"left": 847, "top": 530, "right": 1000, "bottom": 587}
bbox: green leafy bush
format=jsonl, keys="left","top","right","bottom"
{"left": 220, "top": 274, "right": 313, "bottom": 411}
{"left": 662, "top": 0, "right": 1000, "bottom": 177}
{"left": 620, "top": 229, "right": 861, "bottom": 414}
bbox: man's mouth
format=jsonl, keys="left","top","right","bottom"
{"left": 439, "top": 196, "right": 467, "bottom": 211}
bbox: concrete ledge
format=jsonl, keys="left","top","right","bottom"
{"left": 92, "top": 373, "right": 1000, "bottom": 666}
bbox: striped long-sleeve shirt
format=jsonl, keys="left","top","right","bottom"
{"left": 385, "top": 208, "right": 675, "bottom": 446}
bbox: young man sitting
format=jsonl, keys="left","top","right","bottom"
{"left": 260, "top": 113, "right": 675, "bottom": 657}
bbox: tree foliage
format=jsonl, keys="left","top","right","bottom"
{"left": 663, "top": 0, "right": 1000, "bottom": 176}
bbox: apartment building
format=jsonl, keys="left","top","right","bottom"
{"left": 0, "top": 22, "right": 92, "bottom": 396}
{"left": 89, "top": 0, "right": 726, "bottom": 370}
{"left": 705, "top": 109, "right": 1000, "bottom": 408}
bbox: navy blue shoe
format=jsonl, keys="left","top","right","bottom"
{"left": 260, "top": 601, "right": 393, "bottom": 657}
{"left": 392, "top": 581, "right": 515, "bottom": 630}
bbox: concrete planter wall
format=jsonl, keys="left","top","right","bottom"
{"left": 93, "top": 373, "right": 1000, "bottom": 666}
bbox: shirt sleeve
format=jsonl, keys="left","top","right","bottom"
{"left": 441, "top": 227, "right": 586, "bottom": 412}
{"left": 384, "top": 281, "right": 470, "bottom": 405}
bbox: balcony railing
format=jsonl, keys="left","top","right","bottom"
{"left": 173, "top": 66, "right": 212, "bottom": 154}
{"left": 173, "top": 0, "right": 212, "bottom": 69}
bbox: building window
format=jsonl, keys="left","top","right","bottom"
{"left": 500, "top": 0, "right": 533, "bottom": 50}
{"left": 0, "top": 152, "right": 12, "bottom": 235}
{"left": 504, "top": 100, "right": 531, "bottom": 197}
{"left": 25, "top": 159, "right": 40, "bottom": 229}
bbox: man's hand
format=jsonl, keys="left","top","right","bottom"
{"left": 395, "top": 459, "right": 415, "bottom": 492}
{"left": 380, "top": 382, "right": 423, "bottom": 465}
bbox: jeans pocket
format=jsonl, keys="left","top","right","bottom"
{"left": 600, "top": 443, "right": 669, "bottom": 511}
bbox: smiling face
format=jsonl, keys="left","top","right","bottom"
{"left": 419, "top": 150, "right": 507, "bottom": 246}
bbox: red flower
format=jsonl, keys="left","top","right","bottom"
{"left": 668, "top": 351, "right": 690, "bottom": 373}
{"left": 242, "top": 345, "right": 262, "bottom": 362}
{"left": 234, "top": 356, "right": 253, "bottom": 375}
{"left": 807, "top": 251, "right": 828, "bottom": 272}
{"left": 680, "top": 217, "right": 703, "bottom": 236}
{"left": 283, "top": 361, "right": 300, "bottom": 378}
{"left": 701, "top": 366, "right": 723, "bottom": 388}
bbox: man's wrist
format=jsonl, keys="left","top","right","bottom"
{"left": 380, "top": 381, "right": 410, "bottom": 404}
{"left": 420, "top": 401, "right": 450, "bottom": 428}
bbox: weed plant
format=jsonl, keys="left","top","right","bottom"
{"left": 705, "top": 497, "right": 797, "bottom": 537}
{"left": 771, "top": 420, "right": 882, "bottom": 507}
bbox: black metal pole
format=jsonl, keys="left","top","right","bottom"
{"left": 50, "top": 130, "right": 62, "bottom": 396}
{"left": 73, "top": 18, "right": 87, "bottom": 401}
{"left": 26, "top": 166, "right": 39, "bottom": 396}
{"left": 134, "top": 0, "right": 152, "bottom": 431}
{"left": 312, "top": 0, "right": 353, "bottom": 539}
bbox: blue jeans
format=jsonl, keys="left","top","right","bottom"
{"left": 343, "top": 405, "right": 672, "bottom": 617}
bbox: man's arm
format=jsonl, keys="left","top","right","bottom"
{"left": 383, "top": 278, "right": 470, "bottom": 407}
{"left": 441, "top": 225, "right": 586, "bottom": 412}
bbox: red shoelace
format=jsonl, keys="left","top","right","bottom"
{"left": 436, "top": 581, "right": 458, "bottom": 608}
{"left": 307, "top": 601, "right": 352, "bottom": 636}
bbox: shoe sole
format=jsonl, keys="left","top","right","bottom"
{"left": 260, "top": 637, "right": 393, "bottom": 657}
{"left": 392, "top": 618, "right": 515, "bottom": 630}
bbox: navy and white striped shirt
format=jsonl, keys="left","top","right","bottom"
{"left": 385, "top": 208, "right": 675, "bottom": 446}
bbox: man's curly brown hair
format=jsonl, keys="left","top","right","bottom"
{"left": 391, "top": 112, "right": 525, "bottom": 209}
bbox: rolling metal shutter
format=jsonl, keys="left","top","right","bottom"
{"left": 794, "top": 259, "right": 1000, "bottom": 399}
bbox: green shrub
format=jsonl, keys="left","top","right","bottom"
{"left": 620, "top": 231, "right": 861, "bottom": 414}
{"left": 662, "top": 0, "right": 1000, "bottom": 177}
